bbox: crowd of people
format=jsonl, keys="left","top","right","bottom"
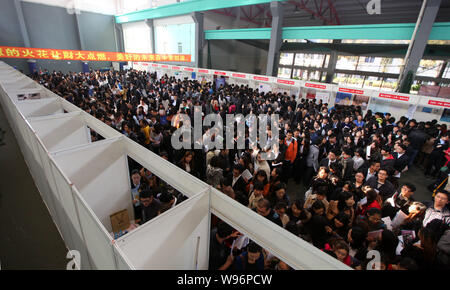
{"left": 31, "top": 67, "right": 450, "bottom": 270}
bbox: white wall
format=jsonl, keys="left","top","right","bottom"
{"left": 123, "top": 21, "right": 152, "bottom": 53}
{"left": 22, "top": 0, "right": 118, "bottom": 15}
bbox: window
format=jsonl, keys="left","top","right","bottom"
{"left": 443, "top": 63, "right": 450, "bottom": 79}
{"left": 381, "top": 78, "right": 398, "bottom": 91}
{"left": 277, "top": 67, "right": 291, "bottom": 79}
{"left": 178, "top": 42, "right": 183, "bottom": 54}
{"left": 336, "top": 56, "right": 359, "bottom": 70}
{"left": 416, "top": 60, "right": 445, "bottom": 77}
{"left": 363, "top": 76, "right": 383, "bottom": 90}
{"left": 280, "top": 53, "right": 294, "bottom": 66}
{"left": 365, "top": 57, "right": 375, "bottom": 63}
{"left": 294, "top": 53, "right": 326, "bottom": 68}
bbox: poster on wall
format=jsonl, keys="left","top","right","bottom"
{"left": 258, "top": 83, "right": 272, "bottom": 94}
{"left": 335, "top": 92, "right": 353, "bottom": 106}
{"left": 306, "top": 88, "right": 316, "bottom": 100}
{"left": 315, "top": 91, "right": 330, "bottom": 104}
{"left": 405, "top": 104, "right": 417, "bottom": 120}
{"left": 440, "top": 109, "right": 450, "bottom": 123}
{"left": 352, "top": 95, "right": 370, "bottom": 111}
{"left": 275, "top": 87, "right": 291, "bottom": 96}
{"left": 215, "top": 77, "right": 226, "bottom": 90}
{"left": 369, "top": 98, "right": 391, "bottom": 114}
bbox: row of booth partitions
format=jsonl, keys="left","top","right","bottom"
{"left": 0, "top": 61, "right": 351, "bottom": 270}
{"left": 131, "top": 61, "right": 450, "bottom": 125}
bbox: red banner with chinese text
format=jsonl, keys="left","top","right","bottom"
{"left": 0, "top": 46, "right": 191, "bottom": 62}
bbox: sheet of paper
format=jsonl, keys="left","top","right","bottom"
{"left": 241, "top": 169, "right": 253, "bottom": 181}
{"left": 230, "top": 239, "right": 236, "bottom": 255}
{"left": 234, "top": 235, "right": 249, "bottom": 250}
{"left": 358, "top": 197, "right": 367, "bottom": 207}
{"left": 396, "top": 236, "right": 404, "bottom": 256}
{"left": 381, "top": 217, "right": 393, "bottom": 231}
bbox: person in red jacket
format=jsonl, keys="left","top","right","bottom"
{"left": 358, "top": 189, "right": 382, "bottom": 216}
{"left": 282, "top": 130, "right": 298, "bottom": 183}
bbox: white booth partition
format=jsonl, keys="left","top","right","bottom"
{"left": 416, "top": 97, "right": 450, "bottom": 123}
{"left": 50, "top": 138, "right": 132, "bottom": 234}
{"left": 249, "top": 75, "right": 276, "bottom": 94}
{"left": 170, "top": 65, "right": 185, "bottom": 80}
{"left": 47, "top": 158, "right": 92, "bottom": 270}
{"left": 17, "top": 98, "right": 64, "bottom": 118}
{"left": 1, "top": 78, "right": 41, "bottom": 92}
{"left": 229, "top": 72, "right": 250, "bottom": 88}
{"left": 160, "top": 64, "right": 174, "bottom": 77}
{"left": 274, "top": 78, "right": 302, "bottom": 98}
{"left": 6, "top": 87, "right": 55, "bottom": 104}
{"left": 115, "top": 190, "right": 210, "bottom": 270}
{"left": 0, "top": 61, "right": 354, "bottom": 270}
{"left": 368, "top": 91, "right": 420, "bottom": 120}
{"left": 29, "top": 112, "right": 91, "bottom": 152}
{"left": 181, "top": 67, "right": 196, "bottom": 80}
{"left": 335, "top": 86, "right": 373, "bottom": 114}
{"left": 301, "top": 81, "right": 335, "bottom": 106}
{"left": 71, "top": 187, "right": 118, "bottom": 270}
{"left": 196, "top": 68, "right": 214, "bottom": 85}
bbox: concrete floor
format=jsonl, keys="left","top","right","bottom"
{"left": 0, "top": 103, "right": 67, "bottom": 270}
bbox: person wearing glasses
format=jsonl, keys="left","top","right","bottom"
{"left": 423, "top": 190, "right": 450, "bottom": 227}
{"left": 138, "top": 189, "right": 161, "bottom": 225}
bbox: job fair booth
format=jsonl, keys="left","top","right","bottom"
{"left": 0, "top": 61, "right": 349, "bottom": 270}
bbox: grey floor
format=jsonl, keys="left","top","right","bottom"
{"left": 0, "top": 100, "right": 435, "bottom": 269}
{"left": 0, "top": 103, "right": 67, "bottom": 270}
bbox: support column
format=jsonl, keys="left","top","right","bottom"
{"left": 14, "top": 0, "right": 36, "bottom": 73}
{"left": 114, "top": 23, "right": 125, "bottom": 52}
{"left": 74, "top": 12, "right": 88, "bottom": 71}
{"left": 397, "top": 0, "right": 442, "bottom": 93}
{"left": 266, "top": 1, "right": 284, "bottom": 77}
{"left": 75, "top": 13, "right": 85, "bottom": 50}
{"left": 145, "top": 19, "right": 156, "bottom": 54}
{"left": 191, "top": 12, "right": 204, "bottom": 68}
{"left": 230, "top": 7, "right": 241, "bottom": 71}
{"left": 14, "top": 0, "right": 30, "bottom": 47}
{"left": 325, "top": 39, "right": 341, "bottom": 83}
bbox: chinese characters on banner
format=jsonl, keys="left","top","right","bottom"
{"left": 0, "top": 46, "right": 191, "bottom": 62}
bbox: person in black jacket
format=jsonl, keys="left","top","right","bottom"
{"left": 393, "top": 143, "right": 410, "bottom": 178}
{"left": 229, "top": 164, "right": 248, "bottom": 205}
{"left": 425, "top": 132, "right": 450, "bottom": 178}
{"left": 408, "top": 123, "right": 429, "bottom": 164}
{"left": 255, "top": 198, "right": 283, "bottom": 227}
{"left": 364, "top": 168, "right": 396, "bottom": 202}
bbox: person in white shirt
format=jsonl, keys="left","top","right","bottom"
{"left": 366, "top": 161, "right": 380, "bottom": 181}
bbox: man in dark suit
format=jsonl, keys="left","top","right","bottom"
{"left": 325, "top": 134, "right": 339, "bottom": 154}
{"left": 393, "top": 143, "right": 410, "bottom": 177}
{"left": 425, "top": 132, "right": 450, "bottom": 178}
{"left": 364, "top": 168, "right": 396, "bottom": 202}
{"left": 320, "top": 149, "right": 342, "bottom": 170}
{"left": 228, "top": 164, "right": 248, "bottom": 205}
{"left": 255, "top": 198, "right": 283, "bottom": 227}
